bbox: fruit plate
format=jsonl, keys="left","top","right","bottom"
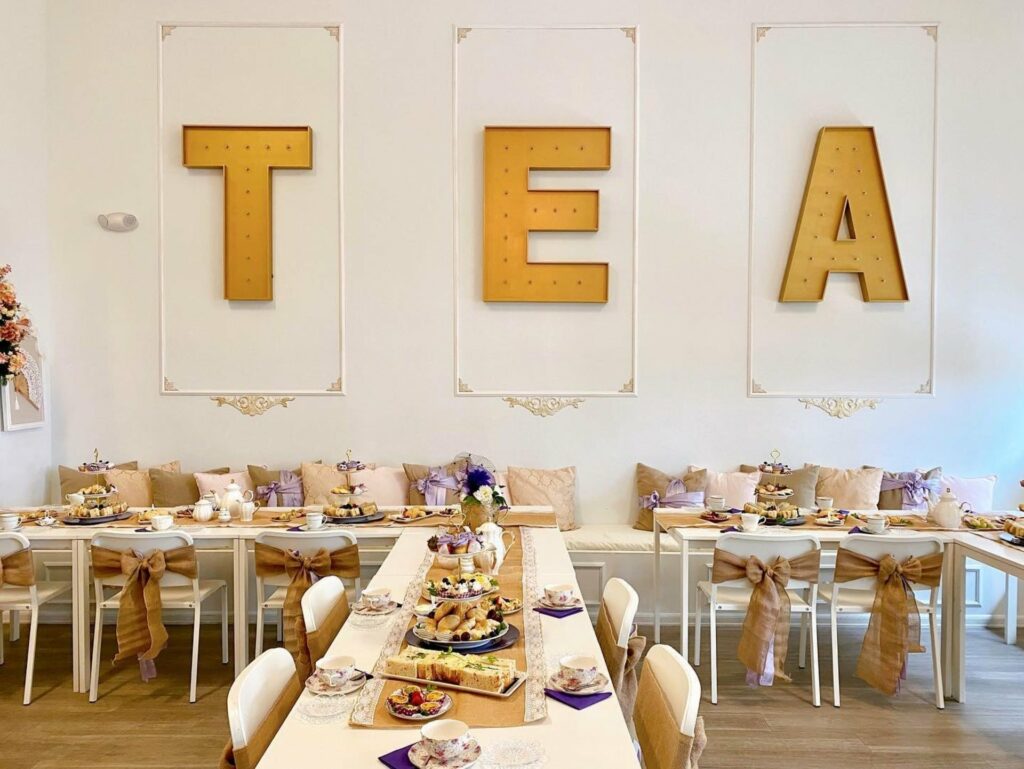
{"left": 385, "top": 689, "right": 454, "bottom": 721}
{"left": 382, "top": 670, "right": 527, "bottom": 699}
{"left": 407, "top": 624, "right": 518, "bottom": 653}
{"left": 62, "top": 511, "right": 133, "bottom": 526}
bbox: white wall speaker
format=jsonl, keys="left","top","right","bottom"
{"left": 97, "top": 212, "right": 138, "bottom": 232}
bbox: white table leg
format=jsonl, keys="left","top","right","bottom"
{"left": 680, "top": 537, "right": 690, "bottom": 661}
{"left": 953, "top": 544, "right": 966, "bottom": 702}
{"left": 233, "top": 538, "right": 249, "bottom": 676}
{"left": 70, "top": 541, "right": 81, "bottom": 693}
{"left": 75, "top": 539, "right": 91, "bottom": 694}
{"left": 653, "top": 516, "right": 661, "bottom": 645}
{"left": 1006, "top": 575, "right": 1018, "bottom": 646}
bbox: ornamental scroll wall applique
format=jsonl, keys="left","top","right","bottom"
{"left": 483, "top": 126, "right": 610, "bottom": 303}
{"left": 779, "top": 126, "right": 908, "bottom": 303}
{"left": 183, "top": 126, "right": 313, "bottom": 301}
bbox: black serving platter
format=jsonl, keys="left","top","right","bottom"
{"left": 405, "top": 625, "right": 520, "bottom": 655}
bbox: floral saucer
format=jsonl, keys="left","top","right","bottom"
{"left": 353, "top": 600, "right": 400, "bottom": 616}
{"left": 408, "top": 738, "right": 482, "bottom": 769}
{"left": 537, "top": 596, "right": 584, "bottom": 611}
{"left": 304, "top": 671, "right": 367, "bottom": 697}
{"left": 547, "top": 670, "right": 610, "bottom": 695}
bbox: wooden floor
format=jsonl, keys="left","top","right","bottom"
{"left": 0, "top": 622, "right": 1022, "bottom": 768}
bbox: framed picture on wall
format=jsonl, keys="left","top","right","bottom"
{"left": 1, "top": 334, "right": 46, "bottom": 431}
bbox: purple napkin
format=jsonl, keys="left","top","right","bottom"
{"left": 849, "top": 526, "right": 863, "bottom": 534}
{"left": 378, "top": 743, "right": 417, "bottom": 769}
{"left": 533, "top": 606, "right": 584, "bottom": 619}
{"left": 721, "top": 526, "right": 740, "bottom": 533}
{"left": 545, "top": 688, "right": 613, "bottom": 710}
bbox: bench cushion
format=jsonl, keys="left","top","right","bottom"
{"left": 563, "top": 524, "right": 680, "bottom": 553}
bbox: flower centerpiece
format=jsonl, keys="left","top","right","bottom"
{"left": 457, "top": 460, "right": 508, "bottom": 529}
{"left": 0, "top": 264, "right": 31, "bottom": 385}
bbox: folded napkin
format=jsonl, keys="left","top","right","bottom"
{"left": 533, "top": 606, "right": 584, "bottom": 619}
{"left": 378, "top": 744, "right": 417, "bottom": 769}
{"left": 721, "top": 526, "right": 740, "bottom": 533}
{"left": 545, "top": 688, "right": 613, "bottom": 710}
{"left": 849, "top": 526, "right": 863, "bottom": 534}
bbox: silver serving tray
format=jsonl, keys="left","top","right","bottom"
{"left": 323, "top": 510, "right": 385, "bottom": 525}
{"left": 381, "top": 670, "right": 527, "bottom": 699}
{"left": 411, "top": 623, "right": 511, "bottom": 650}
{"left": 62, "top": 510, "right": 132, "bottom": 526}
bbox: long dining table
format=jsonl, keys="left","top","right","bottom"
{"left": 256, "top": 525, "right": 639, "bottom": 769}
{"left": 650, "top": 506, "right": 1022, "bottom": 704}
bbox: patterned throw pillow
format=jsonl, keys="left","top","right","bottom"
{"left": 105, "top": 461, "right": 180, "bottom": 507}
{"left": 633, "top": 464, "right": 706, "bottom": 532}
{"left": 507, "top": 466, "right": 579, "bottom": 531}
{"left": 300, "top": 462, "right": 350, "bottom": 506}
{"left": 813, "top": 466, "right": 884, "bottom": 511}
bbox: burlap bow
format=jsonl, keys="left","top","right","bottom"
{"left": 254, "top": 541, "right": 360, "bottom": 678}
{"left": 219, "top": 671, "right": 303, "bottom": 769}
{"left": 91, "top": 544, "right": 198, "bottom": 680}
{"left": 635, "top": 663, "right": 707, "bottom": 769}
{"left": 0, "top": 548, "right": 35, "bottom": 587}
{"left": 711, "top": 548, "right": 820, "bottom": 684}
{"left": 833, "top": 548, "right": 943, "bottom": 695}
{"left": 595, "top": 603, "right": 646, "bottom": 720}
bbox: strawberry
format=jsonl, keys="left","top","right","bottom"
{"left": 410, "top": 690, "right": 425, "bottom": 706}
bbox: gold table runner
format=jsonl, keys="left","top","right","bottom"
{"left": 351, "top": 526, "right": 545, "bottom": 728}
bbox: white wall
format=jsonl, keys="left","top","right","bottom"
{"left": 0, "top": 1, "right": 52, "bottom": 504}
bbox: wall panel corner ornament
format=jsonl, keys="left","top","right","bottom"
{"left": 619, "top": 377, "right": 635, "bottom": 394}
{"left": 210, "top": 394, "right": 295, "bottom": 417}
{"left": 456, "top": 27, "right": 471, "bottom": 43}
{"left": 325, "top": 26, "right": 339, "bottom": 40}
{"left": 621, "top": 27, "right": 636, "bottom": 43}
{"left": 503, "top": 396, "right": 584, "bottom": 417}
{"left": 457, "top": 378, "right": 474, "bottom": 393}
{"left": 326, "top": 378, "right": 343, "bottom": 392}
{"left": 923, "top": 25, "right": 938, "bottom": 41}
{"left": 916, "top": 379, "right": 932, "bottom": 394}
{"left": 163, "top": 377, "right": 179, "bottom": 392}
{"left": 161, "top": 25, "right": 175, "bottom": 42}
{"left": 750, "top": 380, "right": 767, "bottom": 394}
{"left": 798, "top": 397, "right": 880, "bottom": 419}
{"left": 755, "top": 26, "right": 770, "bottom": 43}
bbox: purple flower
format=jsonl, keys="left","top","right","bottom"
{"left": 460, "top": 464, "right": 495, "bottom": 495}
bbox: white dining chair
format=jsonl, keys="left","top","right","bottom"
{"left": 0, "top": 533, "right": 71, "bottom": 704}
{"left": 226, "top": 647, "right": 300, "bottom": 769}
{"left": 601, "top": 577, "right": 640, "bottom": 648}
{"left": 88, "top": 530, "right": 228, "bottom": 703}
{"left": 301, "top": 574, "right": 346, "bottom": 637}
{"left": 694, "top": 532, "right": 821, "bottom": 706}
{"left": 253, "top": 530, "right": 360, "bottom": 657}
{"left": 635, "top": 645, "right": 703, "bottom": 769}
{"left": 820, "top": 533, "right": 944, "bottom": 709}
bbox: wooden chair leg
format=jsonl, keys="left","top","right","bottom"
{"left": 23, "top": 608, "right": 38, "bottom": 705}
{"left": 189, "top": 603, "right": 201, "bottom": 704}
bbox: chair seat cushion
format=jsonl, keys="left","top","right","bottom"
{"left": 0, "top": 581, "right": 71, "bottom": 609}
{"left": 562, "top": 524, "right": 681, "bottom": 553}
{"left": 697, "top": 581, "right": 813, "bottom": 610}
{"left": 102, "top": 580, "right": 225, "bottom": 608}
{"left": 819, "top": 583, "right": 932, "bottom": 613}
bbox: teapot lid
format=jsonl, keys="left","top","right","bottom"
{"left": 940, "top": 487, "right": 958, "bottom": 499}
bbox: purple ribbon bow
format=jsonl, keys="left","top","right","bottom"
{"left": 257, "top": 469, "right": 303, "bottom": 508}
{"left": 414, "top": 467, "right": 460, "bottom": 506}
{"left": 641, "top": 478, "right": 705, "bottom": 510}
{"left": 880, "top": 472, "right": 942, "bottom": 510}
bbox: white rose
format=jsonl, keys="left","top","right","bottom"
{"left": 474, "top": 486, "right": 494, "bottom": 503}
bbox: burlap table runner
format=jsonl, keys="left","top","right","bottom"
{"left": 595, "top": 602, "right": 646, "bottom": 720}
{"left": 634, "top": 663, "right": 706, "bottom": 769}
{"left": 352, "top": 527, "right": 544, "bottom": 728}
{"left": 219, "top": 672, "right": 303, "bottom": 769}
{"left": 833, "top": 548, "right": 943, "bottom": 695}
{"left": 254, "top": 541, "right": 360, "bottom": 679}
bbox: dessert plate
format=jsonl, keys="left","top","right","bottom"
{"left": 409, "top": 738, "right": 482, "bottom": 769}
{"left": 385, "top": 690, "right": 454, "bottom": 721}
{"left": 547, "top": 671, "right": 610, "bottom": 695}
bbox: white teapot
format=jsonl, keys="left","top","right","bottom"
{"left": 929, "top": 488, "right": 965, "bottom": 529}
{"left": 220, "top": 481, "right": 254, "bottom": 518}
{"left": 476, "top": 522, "right": 516, "bottom": 574}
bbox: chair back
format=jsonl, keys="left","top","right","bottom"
{"left": 601, "top": 577, "right": 639, "bottom": 648}
{"left": 301, "top": 575, "right": 345, "bottom": 633}
{"left": 714, "top": 532, "right": 821, "bottom": 590}
{"left": 836, "top": 533, "right": 944, "bottom": 594}
{"left": 642, "top": 644, "right": 702, "bottom": 737}
{"left": 0, "top": 531, "right": 30, "bottom": 559}
{"left": 90, "top": 530, "right": 196, "bottom": 588}
{"left": 226, "top": 648, "right": 298, "bottom": 763}
{"left": 255, "top": 531, "right": 358, "bottom": 587}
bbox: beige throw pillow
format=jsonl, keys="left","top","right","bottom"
{"left": 59, "top": 462, "right": 138, "bottom": 500}
{"left": 194, "top": 470, "right": 255, "bottom": 502}
{"left": 105, "top": 461, "right": 180, "bottom": 507}
{"left": 507, "top": 466, "right": 578, "bottom": 531}
{"left": 150, "top": 466, "right": 230, "bottom": 507}
{"left": 814, "top": 465, "right": 884, "bottom": 510}
{"left": 301, "top": 462, "right": 349, "bottom": 506}
{"left": 404, "top": 463, "right": 463, "bottom": 506}
{"left": 633, "top": 464, "right": 706, "bottom": 532}
{"left": 872, "top": 466, "right": 942, "bottom": 510}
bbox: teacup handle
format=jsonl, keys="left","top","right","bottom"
{"left": 502, "top": 529, "right": 516, "bottom": 550}
{"left": 757, "top": 516, "right": 766, "bottom": 525}
{"left": 243, "top": 490, "right": 255, "bottom": 502}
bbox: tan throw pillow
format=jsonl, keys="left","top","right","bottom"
{"left": 59, "top": 462, "right": 138, "bottom": 501}
{"left": 872, "top": 466, "right": 942, "bottom": 511}
{"left": 633, "top": 464, "right": 706, "bottom": 532}
{"left": 301, "top": 462, "right": 349, "bottom": 506}
{"left": 150, "top": 466, "right": 230, "bottom": 507}
{"left": 507, "top": 466, "right": 578, "bottom": 531}
{"left": 247, "top": 463, "right": 321, "bottom": 506}
{"left": 814, "top": 466, "right": 884, "bottom": 510}
{"left": 740, "top": 464, "right": 820, "bottom": 508}
{"left": 194, "top": 470, "right": 254, "bottom": 502}
{"left": 104, "top": 461, "right": 180, "bottom": 507}
{"left": 404, "top": 463, "right": 463, "bottom": 506}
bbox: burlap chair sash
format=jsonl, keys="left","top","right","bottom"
{"left": 254, "top": 541, "right": 360, "bottom": 677}
{"left": 0, "top": 548, "right": 35, "bottom": 587}
{"left": 595, "top": 603, "right": 646, "bottom": 720}
{"left": 711, "top": 548, "right": 820, "bottom": 683}
{"left": 304, "top": 592, "right": 351, "bottom": 666}
{"left": 91, "top": 544, "right": 198, "bottom": 676}
{"left": 635, "top": 663, "right": 706, "bottom": 769}
{"left": 833, "top": 548, "right": 943, "bottom": 695}
{"left": 219, "top": 672, "right": 303, "bottom": 769}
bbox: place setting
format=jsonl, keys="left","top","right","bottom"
{"left": 533, "top": 583, "right": 585, "bottom": 618}
{"left": 299, "top": 655, "right": 372, "bottom": 721}
{"left": 544, "top": 654, "right": 612, "bottom": 710}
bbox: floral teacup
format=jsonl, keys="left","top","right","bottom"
{"left": 543, "top": 583, "right": 575, "bottom": 606}
{"left": 558, "top": 654, "right": 599, "bottom": 690}
{"left": 421, "top": 719, "right": 471, "bottom": 761}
